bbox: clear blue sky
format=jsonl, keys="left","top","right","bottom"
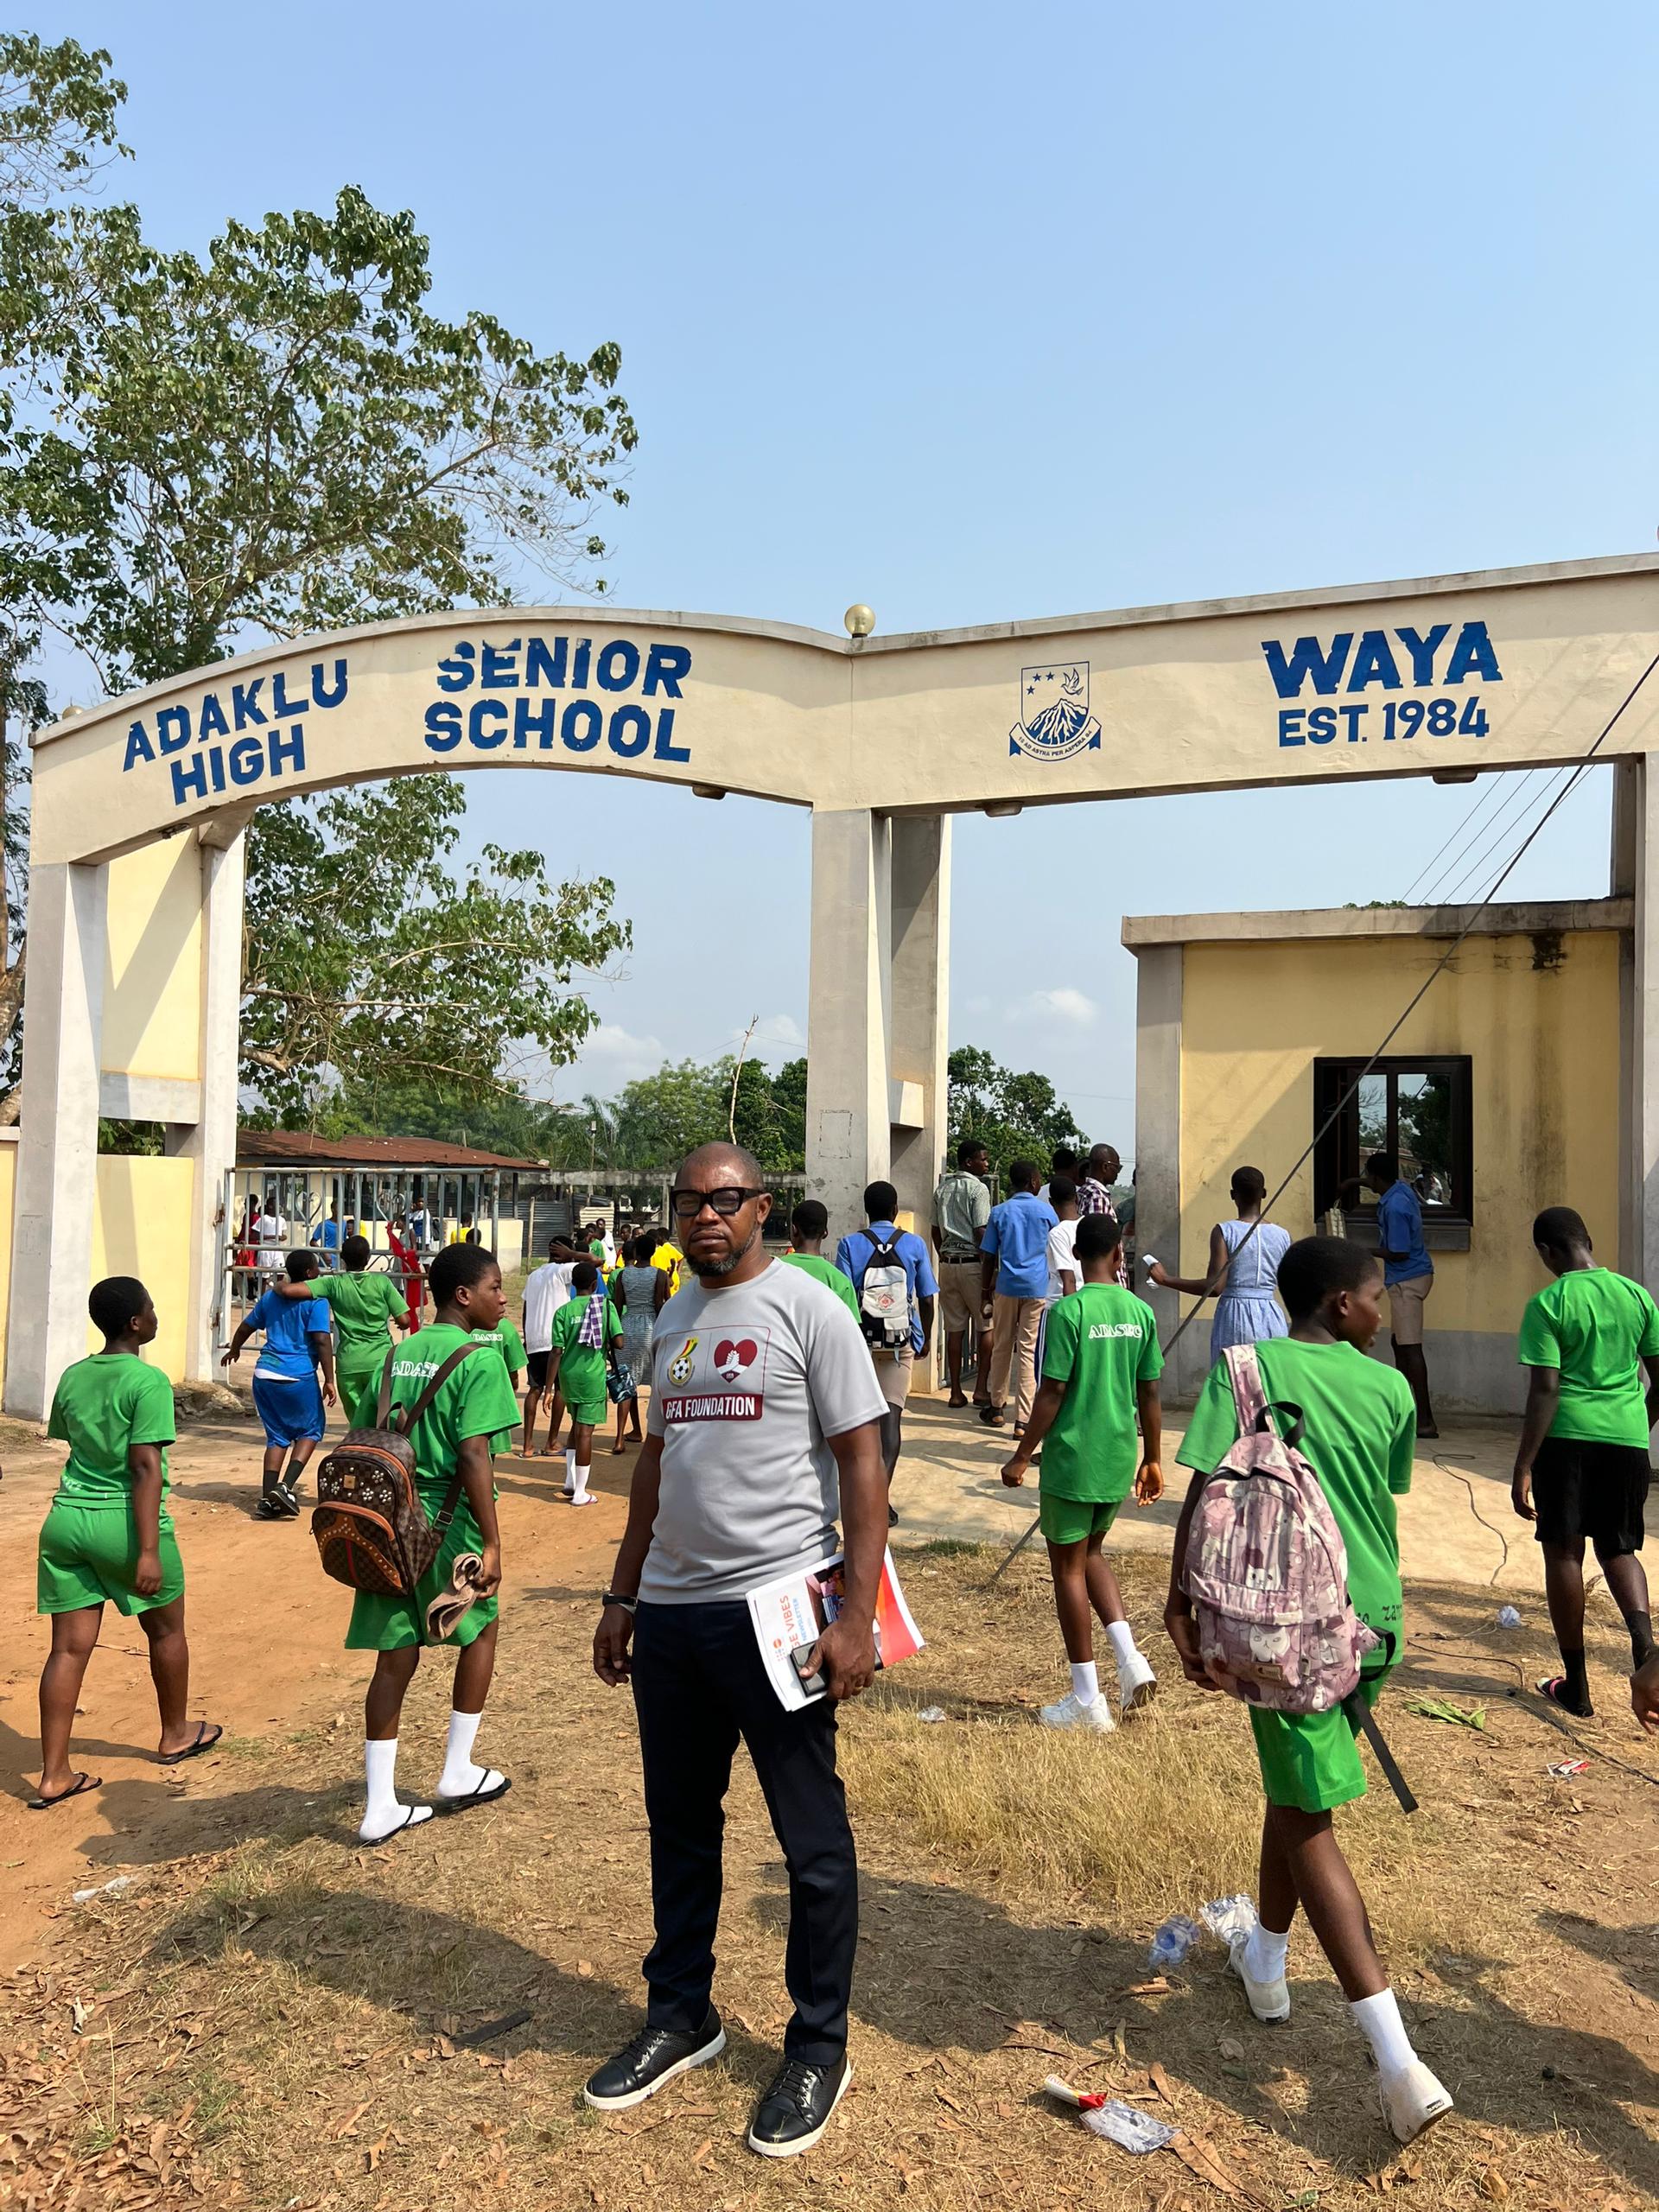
{"left": 25, "top": 1, "right": 1659, "bottom": 1150}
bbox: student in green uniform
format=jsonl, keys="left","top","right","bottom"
{"left": 782, "top": 1200, "right": 862, "bottom": 1323}
{"left": 546, "top": 1259, "right": 622, "bottom": 1507}
{"left": 468, "top": 1310, "right": 528, "bottom": 1453}
{"left": 33, "top": 1277, "right": 222, "bottom": 1808}
{"left": 1513, "top": 1205, "right": 1659, "bottom": 1717}
{"left": 1166, "top": 1236, "right": 1452, "bottom": 2148}
{"left": 1001, "top": 1211, "right": 1162, "bottom": 1732}
{"left": 344, "top": 1243, "right": 522, "bottom": 1843}
{"left": 276, "top": 1235, "right": 410, "bottom": 1414}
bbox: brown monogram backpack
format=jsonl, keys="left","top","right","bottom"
{"left": 311, "top": 1341, "right": 483, "bottom": 1615}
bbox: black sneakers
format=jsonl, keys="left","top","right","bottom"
{"left": 582, "top": 2011, "right": 726, "bottom": 2112}
{"left": 747, "top": 2053, "right": 853, "bottom": 2158}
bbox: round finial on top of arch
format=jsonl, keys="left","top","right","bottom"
{"left": 843, "top": 604, "right": 875, "bottom": 639}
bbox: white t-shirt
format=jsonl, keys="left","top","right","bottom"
{"left": 642, "top": 1259, "right": 888, "bottom": 1603}
{"left": 256, "top": 1213, "right": 289, "bottom": 1269}
{"left": 522, "top": 1260, "right": 572, "bottom": 1353}
{"left": 1046, "top": 1218, "right": 1082, "bottom": 1303}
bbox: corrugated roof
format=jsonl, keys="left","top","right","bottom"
{"left": 236, "top": 1129, "right": 539, "bottom": 1171}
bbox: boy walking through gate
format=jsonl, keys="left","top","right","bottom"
{"left": 1512, "top": 1205, "right": 1659, "bottom": 1716}
{"left": 546, "top": 1259, "right": 623, "bottom": 1505}
{"left": 1166, "top": 1236, "right": 1452, "bottom": 2146}
{"left": 1001, "top": 1211, "right": 1161, "bottom": 1730}
{"left": 343, "top": 1243, "right": 521, "bottom": 1841}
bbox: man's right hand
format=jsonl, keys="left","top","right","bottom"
{"left": 594, "top": 1602, "right": 635, "bottom": 1686}
{"left": 1633, "top": 1652, "right": 1659, "bottom": 1732}
{"left": 1511, "top": 1469, "right": 1536, "bottom": 1522}
{"left": 474, "top": 1543, "right": 503, "bottom": 1599}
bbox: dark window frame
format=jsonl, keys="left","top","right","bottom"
{"left": 1313, "top": 1055, "right": 1474, "bottom": 1224}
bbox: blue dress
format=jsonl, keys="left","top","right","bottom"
{"left": 1210, "top": 1217, "right": 1292, "bottom": 1361}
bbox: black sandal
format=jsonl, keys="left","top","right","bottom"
{"left": 1536, "top": 1675, "right": 1593, "bottom": 1719}
{"left": 29, "top": 1771, "right": 101, "bottom": 1809}
{"left": 159, "top": 1720, "right": 224, "bottom": 1766}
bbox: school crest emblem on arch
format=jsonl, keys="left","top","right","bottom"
{"left": 1009, "top": 662, "right": 1102, "bottom": 761}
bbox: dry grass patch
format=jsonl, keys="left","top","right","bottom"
{"left": 3, "top": 1542, "right": 1659, "bottom": 2210}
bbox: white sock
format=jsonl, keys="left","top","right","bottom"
{"left": 1069, "top": 1660, "right": 1100, "bottom": 1703}
{"left": 1351, "top": 1988, "right": 1416, "bottom": 2079}
{"left": 570, "top": 1453, "right": 591, "bottom": 1503}
{"left": 359, "top": 1737, "right": 431, "bottom": 1843}
{"left": 563, "top": 1446, "right": 576, "bottom": 1492}
{"left": 438, "top": 1708, "right": 490, "bottom": 1797}
{"left": 1105, "top": 1621, "right": 1139, "bottom": 1671}
{"left": 1244, "top": 1921, "right": 1290, "bottom": 1984}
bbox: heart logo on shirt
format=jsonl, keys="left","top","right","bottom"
{"left": 714, "top": 1337, "right": 758, "bottom": 1382}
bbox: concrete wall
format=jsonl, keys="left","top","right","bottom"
{"left": 1146, "top": 922, "right": 1622, "bottom": 1408}
{"left": 89, "top": 1156, "right": 196, "bottom": 1380}
{"left": 102, "top": 842, "right": 204, "bottom": 1087}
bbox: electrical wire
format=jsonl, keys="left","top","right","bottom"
{"left": 1399, "top": 769, "right": 1516, "bottom": 905}
{"left": 1415, "top": 765, "right": 1548, "bottom": 906}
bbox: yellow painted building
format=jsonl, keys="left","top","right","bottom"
{"left": 1126, "top": 899, "right": 1629, "bottom": 1409}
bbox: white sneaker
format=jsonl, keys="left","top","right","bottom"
{"left": 1116, "top": 1650, "right": 1158, "bottom": 1715}
{"left": 1379, "top": 2061, "right": 1453, "bottom": 2145}
{"left": 1227, "top": 1932, "right": 1290, "bottom": 2024}
{"left": 1038, "top": 1690, "right": 1116, "bottom": 1733}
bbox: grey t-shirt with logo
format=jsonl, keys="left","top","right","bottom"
{"left": 641, "top": 1257, "right": 889, "bottom": 1603}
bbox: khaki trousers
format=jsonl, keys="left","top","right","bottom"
{"left": 988, "top": 1294, "right": 1044, "bottom": 1427}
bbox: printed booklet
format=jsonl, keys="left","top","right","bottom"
{"left": 747, "top": 1548, "right": 925, "bottom": 1710}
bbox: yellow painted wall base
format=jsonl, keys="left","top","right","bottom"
{"left": 89, "top": 1156, "right": 197, "bottom": 1377}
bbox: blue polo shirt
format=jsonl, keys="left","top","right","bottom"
{"left": 982, "top": 1191, "right": 1059, "bottom": 1300}
{"left": 834, "top": 1221, "right": 938, "bottom": 1355}
{"left": 1376, "top": 1180, "right": 1432, "bottom": 1287}
{"left": 246, "top": 1286, "right": 331, "bottom": 1379}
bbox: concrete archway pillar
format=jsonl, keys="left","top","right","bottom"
{"left": 804, "top": 808, "right": 950, "bottom": 1268}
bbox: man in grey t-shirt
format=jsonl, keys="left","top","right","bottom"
{"left": 588, "top": 1143, "right": 887, "bottom": 2159}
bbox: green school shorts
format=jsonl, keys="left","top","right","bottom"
{"left": 1249, "top": 1672, "right": 1387, "bottom": 1815}
{"left": 1038, "top": 1492, "right": 1122, "bottom": 1545}
{"left": 344, "top": 1494, "right": 498, "bottom": 1652}
{"left": 37, "top": 1501, "right": 185, "bottom": 1617}
{"left": 336, "top": 1350, "right": 390, "bottom": 1421}
{"left": 565, "top": 1391, "right": 608, "bottom": 1431}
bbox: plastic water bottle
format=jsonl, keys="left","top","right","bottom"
{"left": 1147, "top": 1914, "right": 1202, "bottom": 1971}
{"left": 1497, "top": 1605, "right": 1522, "bottom": 1630}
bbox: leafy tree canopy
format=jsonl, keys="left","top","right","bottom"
{"left": 0, "top": 32, "right": 639, "bottom": 1124}
{"left": 946, "top": 1046, "right": 1087, "bottom": 1185}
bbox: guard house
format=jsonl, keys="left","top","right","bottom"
{"left": 1127, "top": 898, "right": 1630, "bottom": 1411}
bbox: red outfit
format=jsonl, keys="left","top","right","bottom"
{"left": 388, "top": 1230, "right": 423, "bottom": 1329}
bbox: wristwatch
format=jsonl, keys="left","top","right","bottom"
{"left": 601, "top": 1591, "right": 638, "bottom": 1614}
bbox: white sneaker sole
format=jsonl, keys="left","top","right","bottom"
{"left": 1119, "top": 1670, "right": 1158, "bottom": 1715}
{"left": 747, "top": 2058, "right": 853, "bottom": 2158}
{"left": 582, "top": 2027, "right": 727, "bottom": 2111}
{"left": 1380, "top": 2073, "right": 1453, "bottom": 2145}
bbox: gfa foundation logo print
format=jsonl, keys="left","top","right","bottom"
{"left": 1009, "top": 663, "right": 1102, "bottom": 761}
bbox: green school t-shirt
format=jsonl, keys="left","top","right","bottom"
{"left": 1039, "top": 1283, "right": 1164, "bottom": 1501}
{"left": 1517, "top": 1268, "right": 1659, "bottom": 1447}
{"left": 48, "top": 1355, "right": 176, "bottom": 1510}
{"left": 1177, "top": 1338, "right": 1414, "bottom": 1667}
{"left": 347, "top": 1323, "right": 520, "bottom": 1502}
{"left": 315, "top": 1268, "right": 404, "bottom": 1356}
{"left": 782, "top": 1250, "right": 863, "bottom": 1323}
{"left": 469, "top": 1318, "right": 527, "bottom": 1375}
{"left": 550, "top": 1294, "right": 621, "bottom": 1404}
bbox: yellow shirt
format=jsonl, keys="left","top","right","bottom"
{"left": 651, "top": 1241, "right": 685, "bottom": 1295}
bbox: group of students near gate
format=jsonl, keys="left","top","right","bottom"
{"left": 25, "top": 1138, "right": 1659, "bottom": 2159}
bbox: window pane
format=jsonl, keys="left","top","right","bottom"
{"left": 1396, "top": 1071, "right": 1454, "bottom": 1207}
{"left": 1357, "top": 1073, "right": 1388, "bottom": 1156}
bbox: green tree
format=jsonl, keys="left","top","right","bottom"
{"left": 0, "top": 36, "right": 638, "bottom": 1121}
{"left": 241, "top": 778, "right": 628, "bottom": 1123}
{"left": 946, "top": 1046, "right": 1085, "bottom": 1186}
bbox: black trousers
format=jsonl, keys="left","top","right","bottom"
{"left": 632, "top": 1599, "right": 857, "bottom": 2064}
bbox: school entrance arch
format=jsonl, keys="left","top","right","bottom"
{"left": 15, "top": 553, "right": 1659, "bottom": 1414}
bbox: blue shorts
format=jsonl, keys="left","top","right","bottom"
{"left": 251, "top": 1370, "right": 325, "bottom": 1449}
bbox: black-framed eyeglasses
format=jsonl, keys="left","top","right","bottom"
{"left": 670, "top": 1186, "right": 766, "bottom": 1219}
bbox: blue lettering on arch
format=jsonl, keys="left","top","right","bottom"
{"left": 197, "top": 691, "right": 230, "bottom": 741}
{"left": 1395, "top": 624, "right": 1449, "bottom": 685}
{"left": 423, "top": 701, "right": 463, "bottom": 753}
{"left": 1260, "top": 633, "right": 1353, "bottom": 698}
{"left": 644, "top": 642, "right": 690, "bottom": 697}
{"left": 124, "top": 721, "right": 156, "bottom": 770}
{"left": 1346, "top": 632, "right": 1402, "bottom": 691}
{"left": 652, "top": 706, "right": 690, "bottom": 763}
{"left": 156, "top": 705, "right": 191, "bottom": 755}
{"left": 513, "top": 696, "right": 556, "bottom": 748}
{"left": 436, "top": 641, "right": 476, "bottom": 692}
{"left": 310, "top": 658, "right": 348, "bottom": 709}
{"left": 596, "top": 639, "right": 640, "bottom": 691}
{"left": 1445, "top": 620, "right": 1503, "bottom": 683}
{"left": 562, "top": 699, "right": 603, "bottom": 752}
{"left": 467, "top": 699, "right": 508, "bottom": 749}
{"left": 607, "top": 704, "right": 652, "bottom": 757}
{"left": 227, "top": 736, "right": 265, "bottom": 786}
{"left": 524, "top": 635, "right": 567, "bottom": 688}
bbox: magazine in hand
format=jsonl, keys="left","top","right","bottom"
{"left": 747, "top": 1547, "right": 925, "bottom": 1710}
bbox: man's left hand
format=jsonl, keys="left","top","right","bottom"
{"left": 1135, "top": 1459, "right": 1164, "bottom": 1504}
{"left": 808, "top": 1615, "right": 877, "bottom": 1702}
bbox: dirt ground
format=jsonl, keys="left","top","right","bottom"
{"left": 3, "top": 1405, "right": 1659, "bottom": 2210}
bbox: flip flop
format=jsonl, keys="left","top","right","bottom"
{"left": 435, "top": 1772, "right": 512, "bottom": 1815}
{"left": 1536, "top": 1675, "right": 1593, "bottom": 1718}
{"left": 29, "top": 1771, "right": 101, "bottom": 1809}
{"left": 360, "top": 1804, "right": 434, "bottom": 1845}
{"left": 159, "top": 1720, "right": 224, "bottom": 1766}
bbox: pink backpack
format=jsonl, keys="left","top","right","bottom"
{"left": 1181, "top": 1342, "right": 1379, "bottom": 1714}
